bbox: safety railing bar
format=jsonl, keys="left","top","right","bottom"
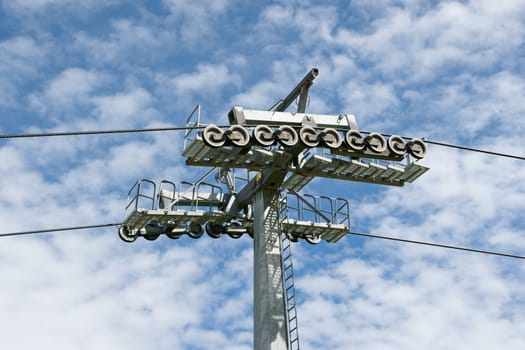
{"left": 141, "top": 179, "right": 157, "bottom": 210}
{"left": 125, "top": 180, "right": 141, "bottom": 211}
{"left": 158, "top": 180, "right": 178, "bottom": 209}
{"left": 125, "top": 179, "right": 156, "bottom": 211}
{"left": 289, "top": 192, "right": 302, "bottom": 221}
{"left": 299, "top": 193, "right": 332, "bottom": 223}
{"left": 183, "top": 105, "right": 202, "bottom": 152}
{"left": 281, "top": 193, "right": 296, "bottom": 223}
{"left": 334, "top": 198, "right": 350, "bottom": 226}
{"left": 196, "top": 182, "right": 223, "bottom": 212}
{"left": 304, "top": 193, "right": 320, "bottom": 223}
{"left": 193, "top": 183, "right": 200, "bottom": 209}
{"left": 318, "top": 195, "right": 335, "bottom": 221}
{"left": 171, "top": 181, "right": 196, "bottom": 211}
{"left": 159, "top": 180, "right": 177, "bottom": 200}
{"left": 194, "top": 167, "right": 218, "bottom": 187}
{"left": 196, "top": 182, "right": 215, "bottom": 209}
{"left": 184, "top": 105, "right": 201, "bottom": 139}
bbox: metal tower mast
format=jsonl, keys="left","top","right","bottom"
{"left": 250, "top": 69, "right": 317, "bottom": 349}
{"left": 117, "top": 69, "right": 429, "bottom": 350}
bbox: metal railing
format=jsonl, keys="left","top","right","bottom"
{"left": 182, "top": 104, "right": 202, "bottom": 150}
{"left": 125, "top": 179, "right": 157, "bottom": 218}
{"left": 157, "top": 180, "right": 224, "bottom": 212}
{"left": 280, "top": 191, "right": 350, "bottom": 228}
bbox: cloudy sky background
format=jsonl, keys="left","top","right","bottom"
{"left": 1, "top": 0, "right": 525, "bottom": 349}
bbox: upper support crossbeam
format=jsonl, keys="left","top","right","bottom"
{"left": 228, "top": 107, "right": 358, "bottom": 130}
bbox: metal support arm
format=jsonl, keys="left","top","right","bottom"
{"left": 273, "top": 68, "right": 319, "bottom": 113}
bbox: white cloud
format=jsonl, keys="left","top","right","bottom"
{"left": 1, "top": 1, "right": 525, "bottom": 349}
{"left": 2, "top": 0, "right": 58, "bottom": 11}
{"left": 0, "top": 234, "right": 253, "bottom": 349}
{"left": 0, "top": 36, "right": 45, "bottom": 74}
{"left": 158, "top": 63, "right": 241, "bottom": 114}
{"left": 163, "top": 0, "right": 230, "bottom": 15}
{"left": 29, "top": 68, "right": 105, "bottom": 113}
{"left": 27, "top": 67, "right": 164, "bottom": 130}
{"left": 2, "top": 0, "right": 120, "bottom": 12}
{"left": 231, "top": 80, "right": 285, "bottom": 110}
{"left": 341, "top": 80, "right": 399, "bottom": 128}
{"left": 169, "top": 64, "right": 237, "bottom": 96}
{"left": 255, "top": 3, "right": 337, "bottom": 44}
{"left": 162, "top": 0, "right": 232, "bottom": 43}
{"left": 296, "top": 251, "right": 525, "bottom": 350}
{"left": 0, "top": 36, "right": 47, "bottom": 107}
{"left": 333, "top": 1, "right": 525, "bottom": 82}
{"left": 93, "top": 87, "right": 156, "bottom": 125}
{"left": 74, "top": 19, "right": 176, "bottom": 66}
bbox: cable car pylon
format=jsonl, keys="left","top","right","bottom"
{"left": 118, "top": 68, "right": 429, "bottom": 349}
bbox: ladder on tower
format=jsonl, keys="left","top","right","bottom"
{"left": 281, "top": 233, "right": 300, "bottom": 350}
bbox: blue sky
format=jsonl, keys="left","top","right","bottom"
{"left": 1, "top": 0, "right": 525, "bottom": 349}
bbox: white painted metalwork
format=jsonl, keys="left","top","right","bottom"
{"left": 120, "top": 68, "right": 430, "bottom": 350}
{"left": 229, "top": 106, "right": 358, "bottom": 130}
{"left": 280, "top": 192, "right": 350, "bottom": 243}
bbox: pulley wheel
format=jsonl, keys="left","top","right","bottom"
{"left": 143, "top": 233, "right": 160, "bottom": 241}
{"left": 203, "top": 124, "right": 226, "bottom": 148}
{"left": 118, "top": 226, "right": 137, "bottom": 243}
{"left": 206, "top": 222, "right": 223, "bottom": 239}
{"left": 407, "top": 138, "right": 427, "bottom": 159}
{"left": 387, "top": 135, "right": 406, "bottom": 156}
{"left": 226, "top": 221, "right": 244, "bottom": 239}
{"left": 166, "top": 232, "right": 183, "bottom": 240}
{"left": 276, "top": 125, "right": 298, "bottom": 147}
{"left": 305, "top": 234, "right": 322, "bottom": 245}
{"left": 253, "top": 125, "right": 275, "bottom": 146}
{"left": 365, "top": 132, "right": 387, "bottom": 153}
{"left": 299, "top": 126, "right": 320, "bottom": 147}
{"left": 187, "top": 222, "right": 204, "bottom": 239}
{"left": 320, "top": 128, "right": 343, "bottom": 149}
{"left": 227, "top": 231, "right": 243, "bottom": 239}
{"left": 345, "top": 130, "right": 366, "bottom": 151}
{"left": 226, "top": 125, "right": 251, "bottom": 147}
{"left": 143, "top": 222, "right": 161, "bottom": 241}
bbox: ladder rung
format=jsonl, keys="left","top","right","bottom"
{"left": 280, "top": 234, "right": 300, "bottom": 349}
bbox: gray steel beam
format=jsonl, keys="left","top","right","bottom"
{"left": 253, "top": 189, "right": 288, "bottom": 350}
{"left": 241, "top": 69, "right": 321, "bottom": 350}
{"left": 274, "top": 68, "right": 318, "bottom": 113}
{"left": 227, "top": 107, "right": 358, "bottom": 130}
